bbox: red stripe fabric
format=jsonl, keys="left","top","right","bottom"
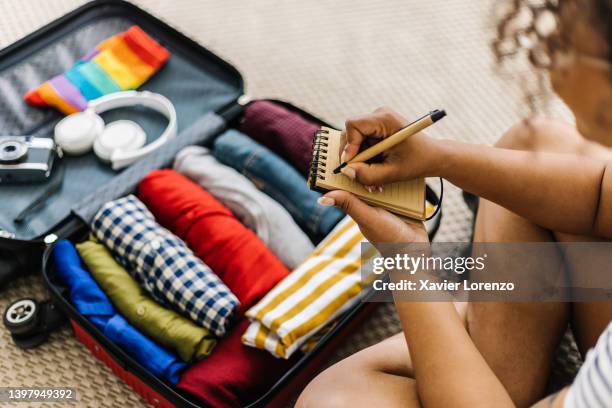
{"left": 122, "top": 26, "right": 170, "bottom": 69}
{"left": 137, "top": 169, "right": 290, "bottom": 311}
{"left": 23, "top": 89, "right": 46, "bottom": 106}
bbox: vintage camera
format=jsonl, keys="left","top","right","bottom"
{"left": 0, "top": 136, "right": 59, "bottom": 184}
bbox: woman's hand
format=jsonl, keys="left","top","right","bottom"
{"left": 318, "top": 190, "right": 429, "bottom": 246}
{"left": 339, "top": 107, "right": 446, "bottom": 186}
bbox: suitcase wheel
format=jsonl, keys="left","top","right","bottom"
{"left": 3, "top": 298, "right": 40, "bottom": 335}
{"left": 3, "top": 298, "right": 66, "bottom": 349}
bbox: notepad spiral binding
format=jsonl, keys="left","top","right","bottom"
{"left": 308, "top": 128, "right": 330, "bottom": 187}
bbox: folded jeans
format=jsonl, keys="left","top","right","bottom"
{"left": 212, "top": 129, "right": 344, "bottom": 244}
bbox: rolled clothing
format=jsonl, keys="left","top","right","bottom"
{"left": 138, "top": 169, "right": 290, "bottom": 311}
{"left": 242, "top": 216, "right": 377, "bottom": 359}
{"left": 239, "top": 100, "right": 320, "bottom": 175}
{"left": 177, "top": 319, "right": 295, "bottom": 408}
{"left": 91, "top": 194, "right": 238, "bottom": 337}
{"left": 173, "top": 144, "right": 314, "bottom": 269}
{"left": 77, "top": 237, "right": 217, "bottom": 362}
{"left": 53, "top": 239, "right": 186, "bottom": 384}
{"left": 212, "top": 130, "right": 344, "bottom": 244}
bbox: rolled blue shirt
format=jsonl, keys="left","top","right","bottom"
{"left": 53, "top": 239, "right": 186, "bottom": 385}
{"left": 212, "top": 129, "right": 344, "bottom": 243}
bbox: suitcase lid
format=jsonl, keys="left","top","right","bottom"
{"left": 0, "top": 0, "right": 244, "bottom": 246}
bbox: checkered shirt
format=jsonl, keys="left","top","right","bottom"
{"left": 91, "top": 194, "right": 239, "bottom": 337}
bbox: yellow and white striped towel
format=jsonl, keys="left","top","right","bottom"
{"left": 242, "top": 216, "right": 377, "bottom": 359}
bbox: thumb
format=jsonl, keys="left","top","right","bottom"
{"left": 317, "top": 190, "right": 379, "bottom": 229}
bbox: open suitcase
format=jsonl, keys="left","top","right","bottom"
{"left": 0, "top": 1, "right": 441, "bottom": 406}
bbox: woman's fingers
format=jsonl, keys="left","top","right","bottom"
{"left": 338, "top": 107, "right": 411, "bottom": 185}
{"left": 342, "top": 116, "right": 377, "bottom": 162}
{"left": 341, "top": 162, "right": 401, "bottom": 186}
{"left": 317, "top": 190, "right": 428, "bottom": 244}
{"left": 341, "top": 107, "right": 407, "bottom": 162}
{"left": 318, "top": 190, "right": 379, "bottom": 230}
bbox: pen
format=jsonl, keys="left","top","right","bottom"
{"left": 333, "top": 109, "right": 447, "bottom": 174}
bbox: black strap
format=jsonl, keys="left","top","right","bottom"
{"left": 426, "top": 177, "right": 443, "bottom": 221}
{"left": 14, "top": 160, "right": 65, "bottom": 224}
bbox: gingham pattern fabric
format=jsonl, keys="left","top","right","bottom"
{"left": 242, "top": 216, "right": 378, "bottom": 359}
{"left": 91, "top": 194, "right": 239, "bottom": 337}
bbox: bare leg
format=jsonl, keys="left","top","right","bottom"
{"left": 554, "top": 231, "right": 612, "bottom": 354}
{"left": 468, "top": 199, "right": 569, "bottom": 407}
{"left": 296, "top": 302, "right": 468, "bottom": 408}
{"left": 296, "top": 333, "right": 419, "bottom": 408}
{"left": 503, "top": 118, "right": 612, "bottom": 354}
{"left": 467, "top": 118, "right": 612, "bottom": 407}
{"left": 570, "top": 298, "right": 612, "bottom": 356}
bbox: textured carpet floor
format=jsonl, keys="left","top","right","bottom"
{"left": 0, "top": 0, "right": 573, "bottom": 407}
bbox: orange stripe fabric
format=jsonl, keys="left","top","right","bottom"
{"left": 109, "top": 38, "right": 156, "bottom": 81}
{"left": 37, "top": 82, "right": 79, "bottom": 115}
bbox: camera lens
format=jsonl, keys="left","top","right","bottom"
{"left": 0, "top": 139, "right": 27, "bottom": 163}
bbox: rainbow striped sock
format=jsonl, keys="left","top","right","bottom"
{"left": 24, "top": 26, "right": 170, "bottom": 115}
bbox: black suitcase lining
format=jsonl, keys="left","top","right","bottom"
{"left": 0, "top": 3, "right": 242, "bottom": 241}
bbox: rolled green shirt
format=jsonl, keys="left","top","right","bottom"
{"left": 77, "top": 237, "right": 216, "bottom": 362}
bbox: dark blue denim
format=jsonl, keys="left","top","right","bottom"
{"left": 212, "top": 129, "right": 344, "bottom": 243}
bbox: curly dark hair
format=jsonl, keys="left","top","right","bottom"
{"left": 492, "top": 0, "right": 612, "bottom": 112}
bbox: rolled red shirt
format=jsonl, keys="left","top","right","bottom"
{"left": 138, "top": 169, "right": 289, "bottom": 311}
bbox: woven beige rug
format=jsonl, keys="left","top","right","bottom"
{"left": 0, "top": 0, "right": 574, "bottom": 406}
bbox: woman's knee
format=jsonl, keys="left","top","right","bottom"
{"left": 297, "top": 333, "right": 413, "bottom": 408}
{"left": 296, "top": 365, "right": 361, "bottom": 408}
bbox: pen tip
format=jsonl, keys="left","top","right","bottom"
{"left": 333, "top": 162, "right": 347, "bottom": 174}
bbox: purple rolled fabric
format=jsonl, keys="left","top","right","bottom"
{"left": 239, "top": 100, "right": 320, "bottom": 176}
{"left": 49, "top": 75, "right": 88, "bottom": 111}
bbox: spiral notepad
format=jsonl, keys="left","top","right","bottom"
{"left": 308, "top": 127, "right": 426, "bottom": 220}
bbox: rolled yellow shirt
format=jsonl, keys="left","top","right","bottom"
{"left": 76, "top": 237, "right": 216, "bottom": 362}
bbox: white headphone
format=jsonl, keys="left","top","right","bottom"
{"left": 54, "top": 90, "right": 177, "bottom": 170}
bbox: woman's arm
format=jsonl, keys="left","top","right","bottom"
{"left": 395, "top": 300, "right": 515, "bottom": 408}
{"left": 339, "top": 107, "right": 612, "bottom": 238}
{"left": 435, "top": 139, "right": 612, "bottom": 237}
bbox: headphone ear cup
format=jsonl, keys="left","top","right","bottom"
{"left": 93, "top": 120, "right": 147, "bottom": 163}
{"left": 54, "top": 111, "right": 104, "bottom": 155}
